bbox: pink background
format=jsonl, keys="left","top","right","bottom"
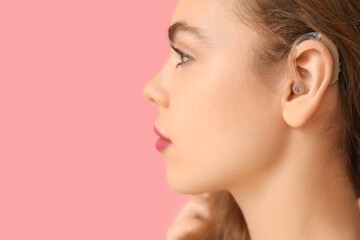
{"left": 0, "top": 0, "right": 192, "bottom": 239}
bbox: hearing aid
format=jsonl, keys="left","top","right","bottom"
{"left": 290, "top": 32, "right": 342, "bottom": 95}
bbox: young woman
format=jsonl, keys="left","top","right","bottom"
{"left": 143, "top": 0, "right": 360, "bottom": 239}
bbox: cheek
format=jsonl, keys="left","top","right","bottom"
{"left": 167, "top": 67, "right": 283, "bottom": 192}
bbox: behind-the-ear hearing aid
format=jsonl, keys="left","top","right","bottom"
{"left": 290, "top": 32, "right": 342, "bottom": 95}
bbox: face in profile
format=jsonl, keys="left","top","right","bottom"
{"left": 143, "top": 0, "right": 288, "bottom": 194}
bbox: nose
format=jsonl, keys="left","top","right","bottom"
{"left": 143, "top": 73, "right": 169, "bottom": 108}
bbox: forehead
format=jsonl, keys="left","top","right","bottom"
{"left": 170, "top": 0, "right": 255, "bottom": 46}
{"left": 171, "top": 0, "right": 235, "bottom": 27}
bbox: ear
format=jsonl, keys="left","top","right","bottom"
{"left": 281, "top": 39, "right": 334, "bottom": 128}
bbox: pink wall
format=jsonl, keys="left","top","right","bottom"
{"left": 0, "top": 0, "right": 191, "bottom": 239}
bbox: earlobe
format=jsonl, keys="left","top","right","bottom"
{"left": 282, "top": 37, "right": 334, "bottom": 128}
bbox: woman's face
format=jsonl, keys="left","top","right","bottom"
{"left": 143, "top": 0, "right": 288, "bottom": 194}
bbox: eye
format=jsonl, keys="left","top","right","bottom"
{"left": 170, "top": 44, "right": 193, "bottom": 69}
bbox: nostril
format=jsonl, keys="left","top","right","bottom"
{"left": 143, "top": 82, "right": 157, "bottom": 101}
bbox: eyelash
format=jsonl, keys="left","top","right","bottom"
{"left": 170, "top": 44, "right": 193, "bottom": 69}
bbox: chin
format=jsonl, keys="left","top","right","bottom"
{"left": 166, "top": 168, "right": 215, "bottom": 195}
{"left": 166, "top": 169, "right": 193, "bottom": 194}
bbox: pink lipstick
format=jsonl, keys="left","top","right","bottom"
{"left": 154, "top": 126, "right": 172, "bottom": 151}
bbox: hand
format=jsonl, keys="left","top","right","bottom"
{"left": 166, "top": 193, "right": 211, "bottom": 240}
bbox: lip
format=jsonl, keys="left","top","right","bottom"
{"left": 154, "top": 125, "right": 171, "bottom": 141}
{"left": 154, "top": 125, "right": 172, "bottom": 151}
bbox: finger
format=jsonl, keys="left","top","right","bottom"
{"left": 192, "top": 194, "right": 210, "bottom": 204}
{"left": 173, "top": 200, "right": 210, "bottom": 224}
{"left": 181, "top": 198, "right": 210, "bottom": 219}
{"left": 173, "top": 201, "right": 201, "bottom": 223}
{"left": 192, "top": 201, "right": 211, "bottom": 219}
{"left": 167, "top": 216, "right": 203, "bottom": 240}
{"left": 202, "top": 193, "right": 210, "bottom": 198}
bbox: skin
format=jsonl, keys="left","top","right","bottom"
{"left": 143, "top": 0, "right": 360, "bottom": 239}
{"left": 166, "top": 193, "right": 210, "bottom": 240}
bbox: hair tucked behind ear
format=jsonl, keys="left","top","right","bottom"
{"left": 179, "top": 0, "right": 360, "bottom": 239}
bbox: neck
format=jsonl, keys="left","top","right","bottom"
{"left": 229, "top": 131, "right": 360, "bottom": 240}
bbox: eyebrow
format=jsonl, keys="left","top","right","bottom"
{"left": 168, "top": 21, "right": 211, "bottom": 45}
